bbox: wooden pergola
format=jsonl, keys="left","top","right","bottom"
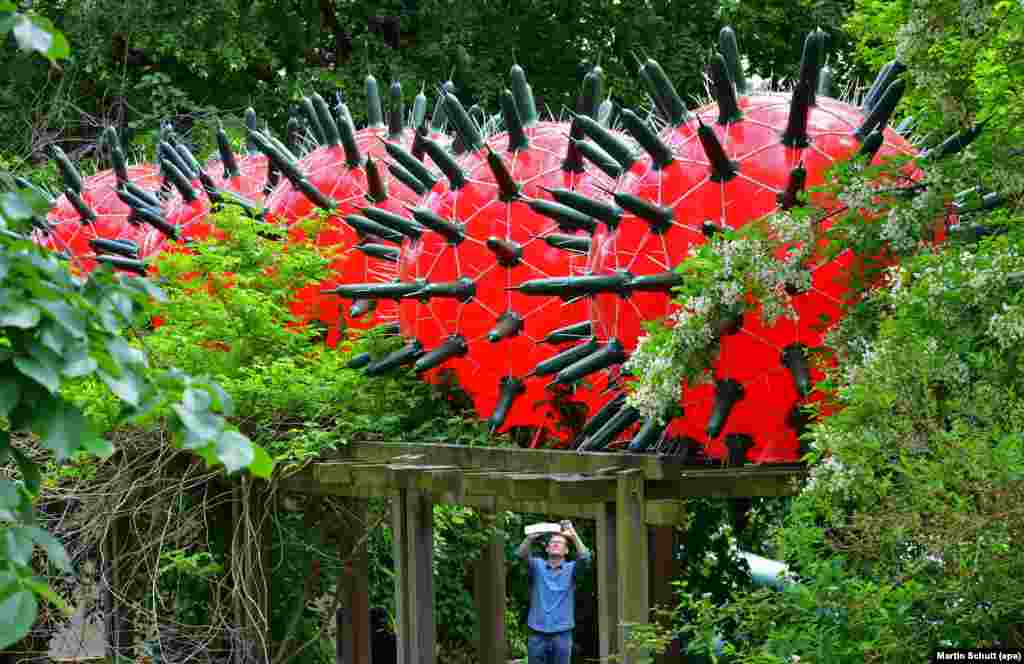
{"left": 279, "top": 442, "right": 807, "bottom": 664}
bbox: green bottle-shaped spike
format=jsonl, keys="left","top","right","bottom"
{"left": 420, "top": 136, "right": 467, "bottom": 189}
{"left": 541, "top": 187, "right": 623, "bottom": 228}
{"left": 542, "top": 320, "right": 592, "bottom": 345}
{"left": 123, "top": 182, "right": 161, "bottom": 209}
{"left": 817, "top": 65, "right": 834, "bottom": 98}
{"left": 485, "top": 145, "right": 521, "bottom": 201}
{"left": 386, "top": 160, "right": 428, "bottom": 196}
{"left": 285, "top": 117, "right": 304, "bottom": 157}
{"left": 96, "top": 255, "right": 148, "bottom": 276}
{"left": 364, "top": 155, "right": 388, "bottom": 203}
{"left": 174, "top": 142, "right": 203, "bottom": 180}
{"left": 487, "top": 311, "right": 524, "bottom": 342}
{"left": 619, "top": 108, "right": 673, "bottom": 169}
{"left": 706, "top": 378, "right": 744, "bottom": 439}
{"left": 859, "top": 128, "right": 884, "bottom": 163}
{"left": 299, "top": 96, "right": 326, "bottom": 145}
{"left": 719, "top": 26, "right": 747, "bottom": 95}
{"left": 552, "top": 338, "right": 628, "bottom": 386}
{"left": 855, "top": 79, "right": 906, "bottom": 140}
{"left": 573, "top": 113, "right": 636, "bottom": 171}
{"left": 160, "top": 158, "right": 198, "bottom": 202}
{"left": 51, "top": 146, "right": 83, "bottom": 194}
{"left": 725, "top": 433, "right": 754, "bottom": 466}
{"left": 385, "top": 141, "right": 438, "bottom": 190}
{"left": 411, "top": 84, "right": 428, "bottom": 129}
{"left": 485, "top": 236, "right": 523, "bottom": 267}
{"left": 571, "top": 139, "right": 623, "bottom": 179}
{"left": 627, "top": 271, "right": 683, "bottom": 292}
{"left": 509, "top": 62, "right": 539, "bottom": 127}
{"left": 562, "top": 117, "right": 586, "bottom": 173}
{"left": 244, "top": 108, "right": 260, "bottom": 154}
{"left": 641, "top": 58, "right": 688, "bottom": 126}
{"left": 709, "top": 53, "right": 742, "bottom": 124}
{"left": 514, "top": 273, "right": 630, "bottom": 300}
{"left": 388, "top": 80, "right": 405, "bottom": 138}
{"left": 531, "top": 338, "right": 600, "bottom": 377}
{"left": 894, "top": 115, "right": 916, "bottom": 137}
{"left": 66, "top": 188, "right": 96, "bottom": 223}
{"left": 862, "top": 60, "right": 906, "bottom": 113}
{"left": 430, "top": 79, "right": 457, "bottom": 132}
{"left": 362, "top": 206, "right": 423, "bottom": 240}
{"left": 407, "top": 206, "right": 464, "bottom": 244}
{"left": 343, "top": 214, "right": 404, "bottom": 244}
{"left": 216, "top": 123, "right": 241, "bottom": 178}
{"left": 414, "top": 335, "right": 469, "bottom": 374}
{"left": 573, "top": 393, "right": 627, "bottom": 447}
{"left": 337, "top": 115, "right": 363, "bottom": 168}
{"left": 781, "top": 80, "right": 813, "bottom": 148}
{"left": 921, "top": 120, "right": 986, "bottom": 161}
{"left": 133, "top": 206, "right": 179, "bottom": 240}
{"left": 347, "top": 351, "right": 373, "bottom": 370}
{"left": 488, "top": 376, "right": 526, "bottom": 433}
{"left": 158, "top": 141, "right": 195, "bottom": 181}
{"left": 356, "top": 242, "right": 400, "bottom": 263}
{"left": 627, "top": 416, "right": 667, "bottom": 452}
{"left": 544, "top": 233, "right": 591, "bottom": 254}
{"left": 500, "top": 88, "right": 529, "bottom": 151}
{"left": 596, "top": 96, "right": 617, "bottom": 127}
{"left": 697, "top": 117, "right": 738, "bottom": 182}
{"left": 349, "top": 300, "right": 376, "bottom": 319}
{"left": 366, "top": 73, "right": 385, "bottom": 128}
{"left": 364, "top": 340, "right": 424, "bottom": 376}
{"left": 89, "top": 238, "right": 138, "bottom": 259}
{"left": 796, "top": 30, "right": 823, "bottom": 107}
{"left": 311, "top": 93, "right": 341, "bottom": 146}
{"left": 444, "top": 92, "right": 483, "bottom": 152}
{"left": 778, "top": 163, "right": 807, "bottom": 210}
{"left": 781, "top": 344, "right": 812, "bottom": 396}
{"left": 578, "top": 65, "right": 603, "bottom": 119}
{"left": 526, "top": 198, "right": 598, "bottom": 234}
{"left": 613, "top": 191, "right": 674, "bottom": 233}
{"left": 323, "top": 280, "right": 424, "bottom": 300}
{"left": 409, "top": 277, "right": 476, "bottom": 302}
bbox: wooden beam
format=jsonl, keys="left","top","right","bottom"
{"left": 392, "top": 489, "right": 436, "bottom": 664}
{"left": 337, "top": 499, "right": 371, "bottom": 664}
{"left": 617, "top": 470, "right": 649, "bottom": 664}
{"left": 646, "top": 467, "right": 805, "bottom": 499}
{"left": 650, "top": 526, "right": 681, "bottom": 664}
{"left": 596, "top": 501, "right": 619, "bottom": 660}
{"left": 474, "top": 514, "right": 507, "bottom": 664}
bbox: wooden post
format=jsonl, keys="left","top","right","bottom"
{"left": 232, "top": 477, "right": 270, "bottom": 664}
{"left": 596, "top": 501, "right": 619, "bottom": 659}
{"left": 337, "top": 499, "right": 371, "bottom": 664}
{"left": 473, "top": 514, "right": 507, "bottom": 664}
{"left": 392, "top": 489, "right": 436, "bottom": 664}
{"left": 102, "top": 513, "right": 133, "bottom": 660}
{"left": 617, "top": 469, "right": 649, "bottom": 664}
{"left": 650, "top": 526, "right": 682, "bottom": 663}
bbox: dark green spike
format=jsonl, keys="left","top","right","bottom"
{"left": 578, "top": 65, "right": 603, "bottom": 119}
{"left": 596, "top": 96, "right": 617, "bottom": 127}
{"left": 123, "top": 199, "right": 178, "bottom": 240}
{"left": 573, "top": 393, "right": 627, "bottom": 446}
{"left": 859, "top": 129, "right": 884, "bottom": 162}
{"left": 430, "top": 80, "right": 457, "bottom": 132}
{"left": 719, "top": 26, "right": 747, "bottom": 95}
{"left": 513, "top": 273, "right": 630, "bottom": 300}
{"left": 444, "top": 92, "right": 483, "bottom": 152}
{"left": 386, "top": 160, "right": 428, "bottom": 196}
{"left": 323, "top": 279, "right": 424, "bottom": 300}
{"left": 696, "top": 117, "right": 738, "bottom": 182}
{"left": 414, "top": 335, "right": 469, "bottom": 373}
{"left": 349, "top": 299, "right": 376, "bottom": 319}
{"left": 337, "top": 115, "right": 363, "bottom": 168}
{"left": 96, "top": 255, "right": 148, "bottom": 276}
{"left": 552, "top": 338, "right": 627, "bottom": 386}
{"left": 627, "top": 416, "right": 667, "bottom": 453}
{"left": 409, "top": 277, "right": 476, "bottom": 302}
{"left": 412, "top": 122, "right": 429, "bottom": 160}
{"left": 544, "top": 233, "right": 591, "bottom": 254}
{"left": 706, "top": 378, "right": 744, "bottom": 439}
{"left": 311, "top": 93, "right": 341, "bottom": 146}
{"left": 573, "top": 113, "right": 636, "bottom": 171}
{"left": 406, "top": 206, "right": 464, "bottom": 244}
{"left": 488, "top": 376, "right": 526, "bottom": 434}
{"left": 619, "top": 108, "right": 673, "bottom": 169}
{"left": 366, "top": 73, "right": 385, "bottom": 128}
{"left": 487, "top": 311, "right": 524, "bottom": 342}
{"left": 216, "top": 124, "right": 240, "bottom": 178}
{"left": 51, "top": 146, "right": 83, "bottom": 194}
{"left": 778, "top": 163, "right": 807, "bottom": 210}
{"left": 197, "top": 169, "right": 224, "bottom": 205}
{"left": 420, "top": 136, "right": 467, "bottom": 189}
{"left": 347, "top": 352, "right": 372, "bottom": 370}
{"left": 388, "top": 80, "right": 405, "bottom": 138}
{"left": 627, "top": 271, "right": 683, "bottom": 292}
{"left": 817, "top": 65, "right": 834, "bottom": 98}
{"left": 385, "top": 141, "right": 439, "bottom": 190}
{"left": 562, "top": 117, "right": 586, "bottom": 173}
{"left": 158, "top": 141, "right": 196, "bottom": 182}
{"left": 526, "top": 198, "right": 598, "bottom": 234}
{"left": 895, "top": 115, "right": 916, "bottom": 137}
{"left": 542, "top": 320, "right": 592, "bottom": 345}
{"left": 364, "top": 156, "right": 388, "bottom": 203}
{"left": 89, "top": 238, "right": 138, "bottom": 259}
{"left": 343, "top": 214, "right": 404, "bottom": 244}
{"left": 531, "top": 338, "right": 600, "bottom": 377}
{"left": 540, "top": 187, "right": 623, "bottom": 228}
{"left": 509, "top": 63, "right": 538, "bottom": 127}
{"left": 105, "top": 129, "right": 129, "bottom": 183}
{"left": 485, "top": 145, "right": 521, "bottom": 201}
{"left": 174, "top": 142, "right": 203, "bottom": 180}
{"left": 266, "top": 132, "right": 299, "bottom": 165}
{"left": 854, "top": 79, "right": 906, "bottom": 140}
{"left": 244, "top": 107, "right": 260, "bottom": 154}
{"left": 249, "top": 131, "right": 335, "bottom": 210}
{"left": 65, "top": 189, "right": 96, "bottom": 224}
{"left": 781, "top": 344, "right": 813, "bottom": 397}
{"left": 862, "top": 60, "right": 906, "bottom": 113}
{"left": 781, "top": 80, "right": 813, "bottom": 148}
{"left": 709, "top": 53, "right": 742, "bottom": 124}
{"left": 115, "top": 187, "right": 155, "bottom": 213}
{"left": 921, "top": 120, "right": 987, "bottom": 161}
{"left": 160, "top": 158, "right": 198, "bottom": 202}
{"left": 364, "top": 339, "right": 424, "bottom": 376}
{"left": 571, "top": 139, "right": 623, "bottom": 179}
{"left": 286, "top": 117, "right": 304, "bottom": 156}
{"left": 486, "top": 236, "right": 523, "bottom": 267}
{"left": 643, "top": 58, "right": 688, "bottom": 126}
{"left": 299, "top": 96, "right": 325, "bottom": 145}
{"left": 500, "top": 88, "right": 529, "bottom": 151}
{"left": 14, "top": 177, "right": 55, "bottom": 209}
{"left": 613, "top": 191, "right": 673, "bottom": 233}
{"left": 411, "top": 85, "right": 428, "bottom": 129}
{"left": 356, "top": 242, "right": 400, "bottom": 263}
{"left": 812, "top": 28, "right": 829, "bottom": 100}
{"left": 796, "top": 30, "right": 823, "bottom": 107}
{"left": 725, "top": 433, "right": 754, "bottom": 466}
{"left": 334, "top": 93, "right": 355, "bottom": 129}
{"left": 122, "top": 182, "right": 161, "bottom": 209}
{"left": 361, "top": 207, "right": 423, "bottom": 240}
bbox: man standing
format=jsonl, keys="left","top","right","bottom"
{"left": 516, "top": 520, "right": 592, "bottom": 664}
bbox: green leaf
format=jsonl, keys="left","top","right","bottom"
{"left": 21, "top": 577, "right": 71, "bottom": 617}
{"left": 182, "top": 387, "right": 212, "bottom": 412}
{"left": 215, "top": 429, "right": 254, "bottom": 474}
{"left": 106, "top": 337, "right": 147, "bottom": 369}
{"left": 34, "top": 300, "right": 86, "bottom": 339}
{"left": 0, "top": 480, "right": 27, "bottom": 521}
{"left": 11, "top": 447, "right": 40, "bottom": 496}
{"left": 172, "top": 404, "right": 225, "bottom": 443}
{"left": 248, "top": 444, "right": 274, "bottom": 479}
{"left": 0, "top": 589, "right": 38, "bottom": 650}
{"left": 0, "top": 430, "right": 8, "bottom": 466}
{"left": 98, "top": 369, "right": 143, "bottom": 407}
{"left": 0, "top": 191, "right": 33, "bottom": 221}
{"left": 11, "top": 14, "right": 68, "bottom": 61}
{"left": 0, "top": 376, "right": 20, "bottom": 417}
{"left": 3, "top": 527, "right": 33, "bottom": 565}
{"left": 0, "top": 303, "right": 41, "bottom": 329}
{"left": 32, "top": 400, "right": 86, "bottom": 461}
{"left": 0, "top": 253, "right": 8, "bottom": 282}
{"left": 62, "top": 344, "right": 98, "bottom": 378}
{"left": 24, "top": 526, "right": 73, "bottom": 573}
{"left": 13, "top": 355, "right": 60, "bottom": 393}
{"left": 79, "top": 435, "right": 115, "bottom": 460}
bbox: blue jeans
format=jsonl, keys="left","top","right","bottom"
{"left": 527, "top": 630, "right": 573, "bottom": 664}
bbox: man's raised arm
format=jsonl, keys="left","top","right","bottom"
{"left": 517, "top": 533, "right": 540, "bottom": 561}
{"left": 563, "top": 522, "right": 590, "bottom": 560}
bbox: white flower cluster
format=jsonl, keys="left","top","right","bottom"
{"left": 987, "top": 303, "right": 1024, "bottom": 349}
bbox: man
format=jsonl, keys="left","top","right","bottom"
{"left": 516, "top": 520, "right": 592, "bottom": 664}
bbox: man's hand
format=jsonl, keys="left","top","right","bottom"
{"left": 561, "top": 520, "right": 590, "bottom": 559}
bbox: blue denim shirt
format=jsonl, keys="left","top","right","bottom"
{"left": 526, "top": 552, "right": 592, "bottom": 633}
